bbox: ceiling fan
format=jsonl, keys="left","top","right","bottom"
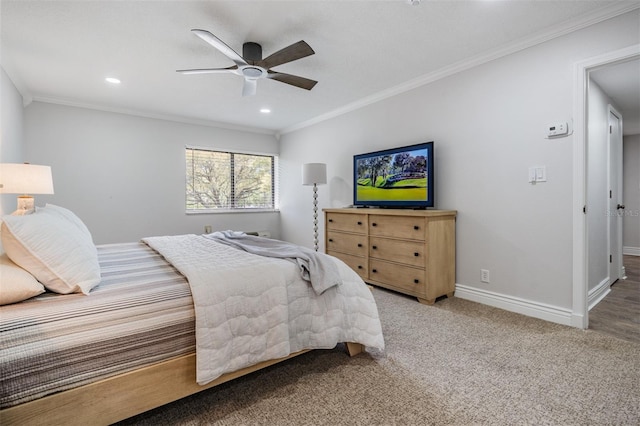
{"left": 177, "top": 29, "right": 317, "bottom": 97}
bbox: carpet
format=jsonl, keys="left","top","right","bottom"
{"left": 117, "top": 288, "right": 640, "bottom": 425}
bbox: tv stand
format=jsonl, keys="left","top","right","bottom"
{"left": 324, "top": 208, "right": 456, "bottom": 304}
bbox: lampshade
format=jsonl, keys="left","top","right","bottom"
{"left": 302, "top": 163, "right": 327, "bottom": 186}
{"left": 1, "top": 163, "right": 54, "bottom": 215}
{"left": 0, "top": 163, "right": 54, "bottom": 194}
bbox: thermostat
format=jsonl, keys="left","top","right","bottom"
{"left": 546, "top": 122, "right": 568, "bottom": 138}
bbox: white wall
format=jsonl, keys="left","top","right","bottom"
{"left": 623, "top": 134, "right": 640, "bottom": 254}
{"left": 279, "top": 10, "right": 640, "bottom": 319}
{"left": 24, "top": 102, "right": 281, "bottom": 244}
{"left": 0, "top": 66, "right": 25, "bottom": 216}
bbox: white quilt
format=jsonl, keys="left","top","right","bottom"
{"left": 143, "top": 234, "right": 384, "bottom": 385}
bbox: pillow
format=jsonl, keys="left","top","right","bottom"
{"left": 0, "top": 253, "right": 45, "bottom": 304}
{"left": 1, "top": 206, "right": 101, "bottom": 295}
{"left": 44, "top": 204, "right": 93, "bottom": 240}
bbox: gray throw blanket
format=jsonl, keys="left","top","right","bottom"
{"left": 205, "top": 231, "right": 341, "bottom": 294}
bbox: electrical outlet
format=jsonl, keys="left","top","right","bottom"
{"left": 481, "top": 269, "right": 490, "bottom": 283}
{"left": 204, "top": 225, "right": 212, "bottom": 234}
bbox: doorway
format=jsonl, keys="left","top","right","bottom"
{"left": 572, "top": 44, "right": 640, "bottom": 330}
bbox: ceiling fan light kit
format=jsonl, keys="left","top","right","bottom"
{"left": 178, "top": 29, "right": 317, "bottom": 97}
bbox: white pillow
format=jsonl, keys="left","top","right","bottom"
{"left": 1, "top": 206, "right": 101, "bottom": 295}
{"left": 0, "top": 253, "right": 45, "bottom": 304}
{"left": 45, "top": 204, "right": 93, "bottom": 240}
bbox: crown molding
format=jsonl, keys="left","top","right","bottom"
{"left": 279, "top": 2, "right": 640, "bottom": 135}
{"left": 1, "top": 61, "right": 33, "bottom": 107}
{"left": 29, "top": 96, "right": 277, "bottom": 136}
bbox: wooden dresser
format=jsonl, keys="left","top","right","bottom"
{"left": 324, "top": 208, "right": 456, "bottom": 304}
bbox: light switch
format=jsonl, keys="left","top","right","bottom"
{"left": 529, "top": 166, "right": 547, "bottom": 183}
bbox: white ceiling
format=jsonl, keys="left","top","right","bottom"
{"left": 1, "top": 0, "right": 638, "bottom": 135}
{"left": 590, "top": 58, "right": 640, "bottom": 129}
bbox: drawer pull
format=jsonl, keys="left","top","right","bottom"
{"left": 357, "top": 243, "right": 363, "bottom": 247}
{"left": 372, "top": 269, "right": 377, "bottom": 273}
{"left": 372, "top": 245, "right": 377, "bottom": 250}
{"left": 358, "top": 265, "right": 363, "bottom": 269}
{"left": 414, "top": 225, "right": 420, "bottom": 230}
{"left": 329, "top": 239, "right": 334, "bottom": 242}
{"left": 414, "top": 279, "right": 420, "bottom": 284}
{"left": 357, "top": 221, "right": 362, "bottom": 225}
{"left": 328, "top": 219, "right": 333, "bottom": 223}
{"left": 372, "top": 223, "right": 377, "bottom": 227}
{"left": 414, "top": 252, "right": 419, "bottom": 257}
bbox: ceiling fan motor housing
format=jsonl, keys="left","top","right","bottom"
{"left": 243, "top": 42, "right": 262, "bottom": 63}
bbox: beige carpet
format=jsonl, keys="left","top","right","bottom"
{"left": 117, "top": 288, "right": 640, "bottom": 425}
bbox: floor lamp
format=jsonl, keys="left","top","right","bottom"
{"left": 302, "top": 163, "right": 327, "bottom": 251}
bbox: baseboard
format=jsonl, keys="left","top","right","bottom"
{"left": 454, "top": 284, "right": 573, "bottom": 326}
{"left": 587, "top": 277, "right": 611, "bottom": 310}
{"left": 623, "top": 246, "right": 640, "bottom": 256}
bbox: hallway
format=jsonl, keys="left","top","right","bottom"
{"left": 589, "top": 255, "right": 640, "bottom": 343}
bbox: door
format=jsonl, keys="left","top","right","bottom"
{"left": 608, "top": 106, "right": 624, "bottom": 283}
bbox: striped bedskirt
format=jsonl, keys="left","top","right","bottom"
{"left": 0, "top": 242, "right": 196, "bottom": 408}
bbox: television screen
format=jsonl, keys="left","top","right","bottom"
{"left": 353, "top": 142, "right": 434, "bottom": 208}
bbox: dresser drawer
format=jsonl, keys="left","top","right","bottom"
{"left": 369, "top": 259, "right": 426, "bottom": 296}
{"left": 369, "top": 215, "right": 426, "bottom": 240}
{"left": 328, "top": 251, "right": 368, "bottom": 280}
{"left": 326, "top": 231, "right": 368, "bottom": 256}
{"left": 369, "top": 237, "right": 425, "bottom": 268}
{"left": 326, "top": 213, "right": 367, "bottom": 234}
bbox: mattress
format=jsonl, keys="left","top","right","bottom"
{"left": 0, "top": 242, "right": 195, "bottom": 409}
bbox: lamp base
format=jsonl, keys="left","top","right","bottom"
{"left": 312, "top": 183, "right": 319, "bottom": 252}
{"left": 12, "top": 195, "right": 35, "bottom": 216}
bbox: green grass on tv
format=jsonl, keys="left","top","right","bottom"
{"left": 387, "top": 178, "right": 426, "bottom": 188}
{"left": 358, "top": 177, "right": 426, "bottom": 188}
{"left": 356, "top": 185, "right": 428, "bottom": 202}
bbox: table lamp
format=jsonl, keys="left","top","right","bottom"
{"left": 0, "top": 163, "right": 54, "bottom": 215}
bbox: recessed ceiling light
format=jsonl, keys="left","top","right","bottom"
{"left": 105, "top": 77, "right": 121, "bottom": 84}
{"left": 260, "top": 108, "right": 271, "bottom": 114}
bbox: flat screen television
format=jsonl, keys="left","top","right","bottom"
{"left": 353, "top": 141, "right": 434, "bottom": 209}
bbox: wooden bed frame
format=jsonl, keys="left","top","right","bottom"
{"left": 0, "top": 342, "right": 363, "bottom": 425}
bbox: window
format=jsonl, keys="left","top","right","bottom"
{"left": 186, "top": 147, "right": 278, "bottom": 212}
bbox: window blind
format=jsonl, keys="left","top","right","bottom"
{"left": 186, "top": 147, "right": 278, "bottom": 211}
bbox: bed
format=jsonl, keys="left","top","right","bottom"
{"left": 0, "top": 205, "right": 385, "bottom": 425}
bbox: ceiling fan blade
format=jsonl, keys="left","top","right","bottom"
{"left": 242, "top": 78, "right": 257, "bottom": 97}
{"left": 191, "top": 29, "right": 248, "bottom": 68}
{"left": 267, "top": 71, "right": 317, "bottom": 91}
{"left": 176, "top": 66, "right": 239, "bottom": 75}
{"left": 257, "top": 40, "right": 315, "bottom": 69}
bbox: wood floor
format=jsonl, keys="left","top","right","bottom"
{"left": 589, "top": 255, "right": 640, "bottom": 343}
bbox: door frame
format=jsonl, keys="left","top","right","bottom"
{"left": 572, "top": 44, "right": 639, "bottom": 329}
